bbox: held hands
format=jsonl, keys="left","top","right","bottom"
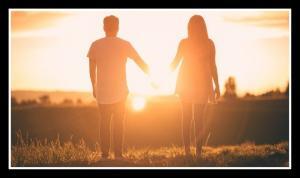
{"left": 147, "top": 72, "right": 160, "bottom": 90}
{"left": 150, "top": 80, "right": 160, "bottom": 90}
{"left": 147, "top": 65, "right": 175, "bottom": 91}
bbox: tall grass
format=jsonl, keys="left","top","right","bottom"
{"left": 12, "top": 130, "right": 99, "bottom": 166}
{"left": 11, "top": 131, "right": 289, "bottom": 167}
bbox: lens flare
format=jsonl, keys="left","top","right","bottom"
{"left": 132, "top": 96, "right": 146, "bottom": 111}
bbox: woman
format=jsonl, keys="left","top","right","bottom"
{"left": 170, "top": 15, "right": 220, "bottom": 157}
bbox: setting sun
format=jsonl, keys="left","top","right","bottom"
{"left": 131, "top": 96, "right": 146, "bottom": 111}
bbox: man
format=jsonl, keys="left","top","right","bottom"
{"left": 87, "top": 15, "right": 149, "bottom": 159}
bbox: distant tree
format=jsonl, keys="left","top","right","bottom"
{"left": 20, "top": 99, "right": 38, "bottom": 106}
{"left": 76, "top": 98, "right": 82, "bottom": 105}
{"left": 61, "top": 98, "right": 73, "bottom": 105}
{"left": 223, "top": 76, "right": 237, "bottom": 99}
{"left": 244, "top": 92, "right": 255, "bottom": 99}
{"left": 260, "top": 90, "right": 273, "bottom": 98}
{"left": 260, "top": 88, "right": 284, "bottom": 98}
{"left": 11, "top": 96, "right": 18, "bottom": 107}
{"left": 274, "top": 88, "right": 281, "bottom": 96}
{"left": 39, "top": 95, "right": 51, "bottom": 105}
{"left": 285, "top": 83, "right": 289, "bottom": 97}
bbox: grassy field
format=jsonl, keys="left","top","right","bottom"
{"left": 11, "top": 97, "right": 289, "bottom": 167}
{"left": 11, "top": 131, "right": 288, "bottom": 167}
{"left": 11, "top": 98, "right": 289, "bottom": 148}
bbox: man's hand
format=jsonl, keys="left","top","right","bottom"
{"left": 169, "top": 64, "right": 176, "bottom": 72}
{"left": 144, "top": 65, "right": 150, "bottom": 75}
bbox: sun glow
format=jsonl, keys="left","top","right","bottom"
{"left": 10, "top": 10, "right": 290, "bottom": 96}
{"left": 131, "top": 96, "right": 146, "bottom": 111}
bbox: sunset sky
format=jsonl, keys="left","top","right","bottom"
{"left": 10, "top": 9, "right": 290, "bottom": 96}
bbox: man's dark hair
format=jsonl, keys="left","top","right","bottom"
{"left": 103, "top": 15, "right": 119, "bottom": 34}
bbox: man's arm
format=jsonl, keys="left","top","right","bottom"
{"left": 132, "top": 55, "right": 149, "bottom": 74}
{"left": 128, "top": 46, "right": 163, "bottom": 89}
{"left": 89, "top": 58, "right": 97, "bottom": 98}
{"left": 128, "top": 44, "right": 149, "bottom": 74}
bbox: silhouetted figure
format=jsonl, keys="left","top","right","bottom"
{"left": 170, "top": 15, "right": 220, "bottom": 157}
{"left": 87, "top": 15, "right": 149, "bottom": 159}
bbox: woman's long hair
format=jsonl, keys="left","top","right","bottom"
{"left": 187, "top": 15, "right": 213, "bottom": 95}
{"left": 188, "top": 15, "right": 209, "bottom": 44}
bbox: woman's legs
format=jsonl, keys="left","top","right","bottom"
{"left": 194, "top": 103, "right": 206, "bottom": 156}
{"left": 181, "top": 102, "right": 193, "bottom": 155}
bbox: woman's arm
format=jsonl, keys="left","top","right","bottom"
{"left": 170, "top": 40, "right": 183, "bottom": 71}
{"left": 209, "top": 40, "right": 220, "bottom": 99}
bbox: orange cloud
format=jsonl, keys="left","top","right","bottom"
{"left": 11, "top": 11, "right": 72, "bottom": 32}
{"left": 223, "top": 11, "right": 289, "bottom": 29}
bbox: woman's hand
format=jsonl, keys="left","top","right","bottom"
{"left": 209, "top": 86, "right": 220, "bottom": 104}
{"left": 215, "top": 86, "right": 220, "bottom": 100}
{"left": 93, "top": 86, "right": 96, "bottom": 98}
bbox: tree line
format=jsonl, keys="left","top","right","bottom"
{"left": 11, "top": 76, "right": 289, "bottom": 107}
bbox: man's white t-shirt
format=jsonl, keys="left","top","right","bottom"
{"left": 87, "top": 37, "right": 139, "bottom": 104}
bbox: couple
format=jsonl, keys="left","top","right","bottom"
{"left": 87, "top": 15, "right": 220, "bottom": 159}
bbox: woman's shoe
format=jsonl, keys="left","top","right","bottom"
{"left": 185, "top": 147, "right": 191, "bottom": 156}
{"left": 196, "top": 139, "right": 203, "bottom": 157}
